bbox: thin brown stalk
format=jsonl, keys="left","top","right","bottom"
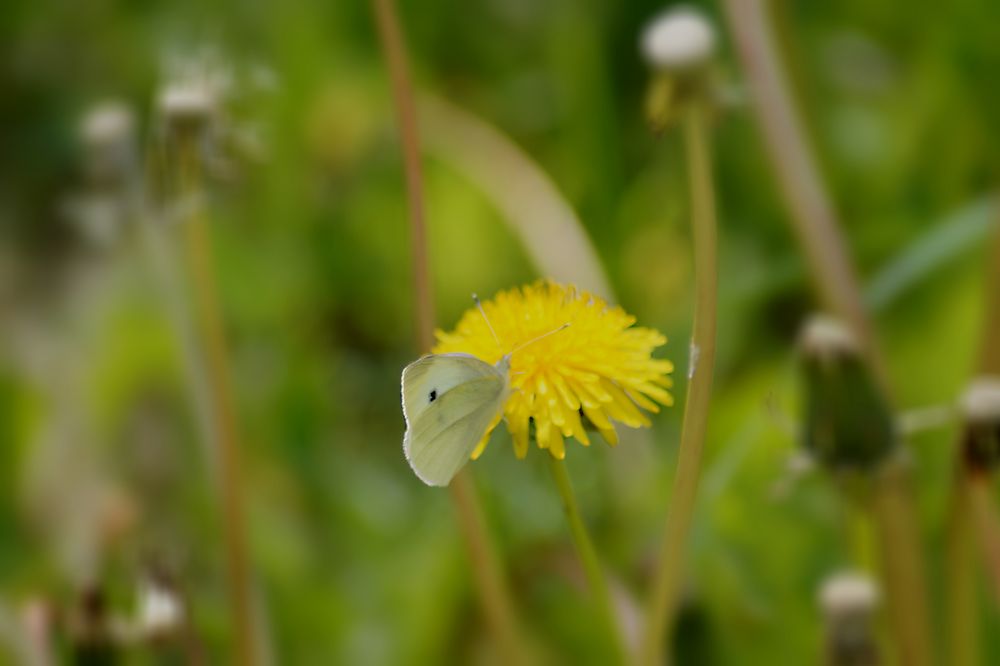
{"left": 945, "top": 201, "right": 1000, "bottom": 664}
{"left": 946, "top": 473, "right": 979, "bottom": 666}
{"left": 720, "top": 0, "right": 884, "bottom": 383}
{"left": 371, "top": 0, "right": 433, "bottom": 347}
{"left": 978, "top": 221, "right": 1000, "bottom": 374}
{"left": 370, "top": 1, "right": 527, "bottom": 661}
{"left": 721, "top": 3, "right": 932, "bottom": 663}
{"left": 178, "top": 137, "right": 256, "bottom": 666}
{"left": 870, "top": 463, "right": 932, "bottom": 666}
{"left": 968, "top": 475, "right": 1000, "bottom": 604}
{"left": 640, "top": 100, "right": 718, "bottom": 666}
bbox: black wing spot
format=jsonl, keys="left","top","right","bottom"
{"left": 429, "top": 389, "right": 437, "bottom": 403}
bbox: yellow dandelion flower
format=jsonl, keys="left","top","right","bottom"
{"left": 433, "top": 281, "right": 674, "bottom": 460}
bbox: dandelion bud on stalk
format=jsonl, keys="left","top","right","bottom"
{"left": 819, "top": 571, "right": 880, "bottom": 666}
{"left": 798, "top": 315, "right": 896, "bottom": 471}
{"left": 158, "top": 82, "right": 216, "bottom": 137}
{"left": 79, "top": 100, "right": 137, "bottom": 187}
{"left": 640, "top": 6, "right": 718, "bottom": 131}
{"left": 959, "top": 376, "right": 1000, "bottom": 474}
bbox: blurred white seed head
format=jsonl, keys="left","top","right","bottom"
{"left": 136, "top": 577, "right": 183, "bottom": 639}
{"left": 641, "top": 5, "right": 717, "bottom": 72}
{"left": 158, "top": 84, "right": 215, "bottom": 129}
{"left": 799, "top": 314, "right": 860, "bottom": 360}
{"left": 79, "top": 100, "right": 137, "bottom": 186}
{"left": 80, "top": 101, "right": 134, "bottom": 154}
{"left": 960, "top": 376, "right": 1000, "bottom": 423}
{"left": 819, "top": 571, "right": 879, "bottom": 621}
{"left": 157, "top": 47, "right": 231, "bottom": 134}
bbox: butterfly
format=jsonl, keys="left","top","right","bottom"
{"left": 401, "top": 296, "right": 567, "bottom": 486}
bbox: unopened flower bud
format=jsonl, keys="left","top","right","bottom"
{"left": 79, "top": 100, "right": 137, "bottom": 187}
{"left": 819, "top": 571, "right": 880, "bottom": 666}
{"left": 158, "top": 83, "right": 215, "bottom": 134}
{"left": 959, "top": 376, "right": 1000, "bottom": 473}
{"left": 798, "top": 315, "right": 895, "bottom": 471}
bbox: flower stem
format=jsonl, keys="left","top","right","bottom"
{"left": 547, "top": 456, "right": 625, "bottom": 662}
{"left": 946, "top": 474, "right": 979, "bottom": 666}
{"left": 968, "top": 475, "right": 1000, "bottom": 604}
{"left": 871, "top": 464, "right": 932, "bottom": 666}
{"left": 722, "top": 3, "right": 933, "bottom": 662}
{"left": 640, "top": 100, "right": 718, "bottom": 666}
{"left": 177, "top": 137, "right": 256, "bottom": 666}
{"left": 371, "top": 0, "right": 433, "bottom": 347}
{"left": 720, "top": 0, "right": 883, "bottom": 381}
{"left": 847, "top": 493, "right": 876, "bottom": 574}
{"left": 450, "top": 472, "right": 530, "bottom": 664}
{"left": 945, "top": 215, "right": 1000, "bottom": 665}
{"left": 978, "top": 218, "right": 1000, "bottom": 375}
{"left": 370, "top": 1, "right": 527, "bottom": 661}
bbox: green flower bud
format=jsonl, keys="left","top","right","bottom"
{"left": 959, "top": 377, "right": 1000, "bottom": 473}
{"left": 798, "top": 316, "right": 896, "bottom": 471}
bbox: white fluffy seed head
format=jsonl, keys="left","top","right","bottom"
{"left": 819, "top": 571, "right": 879, "bottom": 620}
{"left": 137, "top": 578, "right": 183, "bottom": 637}
{"left": 80, "top": 101, "right": 134, "bottom": 151}
{"left": 961, "top": 376, "right": 1000, "bottom": 423}
{"left": 799, "top": 314, "right": 860, "bottom": 360}
{"left": 79, "top": 100, "right": 137, "bottom": 186}
{"left": 641, "top": 6, "right": 717, "bottom": 72}
{"left": 158, "top": 83, "right": 216, "bottom": 129}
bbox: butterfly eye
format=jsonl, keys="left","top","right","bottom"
{"left": 429, "top": 389, "right": 437, "bottom": 403}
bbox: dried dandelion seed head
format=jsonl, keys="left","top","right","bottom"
{"left": 79, "top": 100, "right": 136, "bottom": 185}
{"left": 798, "top": 315, "right": 860, "bottom": 363}
{"left": 961, "top": 377, "right": 1000, "bottom": 423}
{"left": 156, "top": 48, "right": 232, "bottom": 137}
{"left": 820, "top": 571, "right": 879, "bottom": 620}
{"left": 159, "top": 84, "right": 216, "bottom": 131}
{"left": 135, "top": 576, "right": 184, "bottom": 640}
{"left": 641, "top": 6, "right": 717, "bottom": 73}
{"left": 640, "top": 6, "right": 719, "bottom": 131}
{"left": 819, "top": 571, "right": 880, "bottom": 666}
{"left": 434, "top": 281, "right": 673, "bottom": 459}
{"left": 155, "top": 47, "right": 272, "bottom": 184}
{"left": 959, "top": 376, "right": 1000, "bottom": 472}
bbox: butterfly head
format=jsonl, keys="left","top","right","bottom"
{"left": 495, "top": 353, "right": 512, "bottom": 376}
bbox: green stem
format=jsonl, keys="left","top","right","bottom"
{"left": 946, "top": 474, "right": 978, "bottom": 666}
{"left": 449, "top": 472, "right": 530, "bottom": 664}
{"left": 178, "top": 136, "right": 257, "bottom": 666}
{"left": 722, "top": 3, "right": 933, "bottom": 662}
{"left": 640, "top": 101, "right": 718, "bottom": 666}
{"left": 978, "top": 217, "right": 1000, "bottom": 375}
{"left": 547, "top": 456, "right": 624, "bottom": 662}
{"left": 944, "top": 198, "right": 1000, "bottom": 666}
{"left": 847, "top": 493, "right": 876, "bottom": 574}
{"left": 871, "top": 464, "right": 932, "bottom": 666}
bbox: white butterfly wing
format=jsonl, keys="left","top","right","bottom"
{"left": 402, "top": 354, "right": 507, "bottom": 486}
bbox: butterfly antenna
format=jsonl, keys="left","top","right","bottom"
{"left": 472, "top": 294, "right": 502, "bottom": 352}
{"left": 510, "top": 322, "right": 571, "bottom": 355}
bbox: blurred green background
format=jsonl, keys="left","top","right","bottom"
{"left": 2, "top": 0, "right": 1000, "bottom": 663}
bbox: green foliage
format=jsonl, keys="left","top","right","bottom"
{"left": 1, "top": 0, "right": 998, "bottom": 663}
